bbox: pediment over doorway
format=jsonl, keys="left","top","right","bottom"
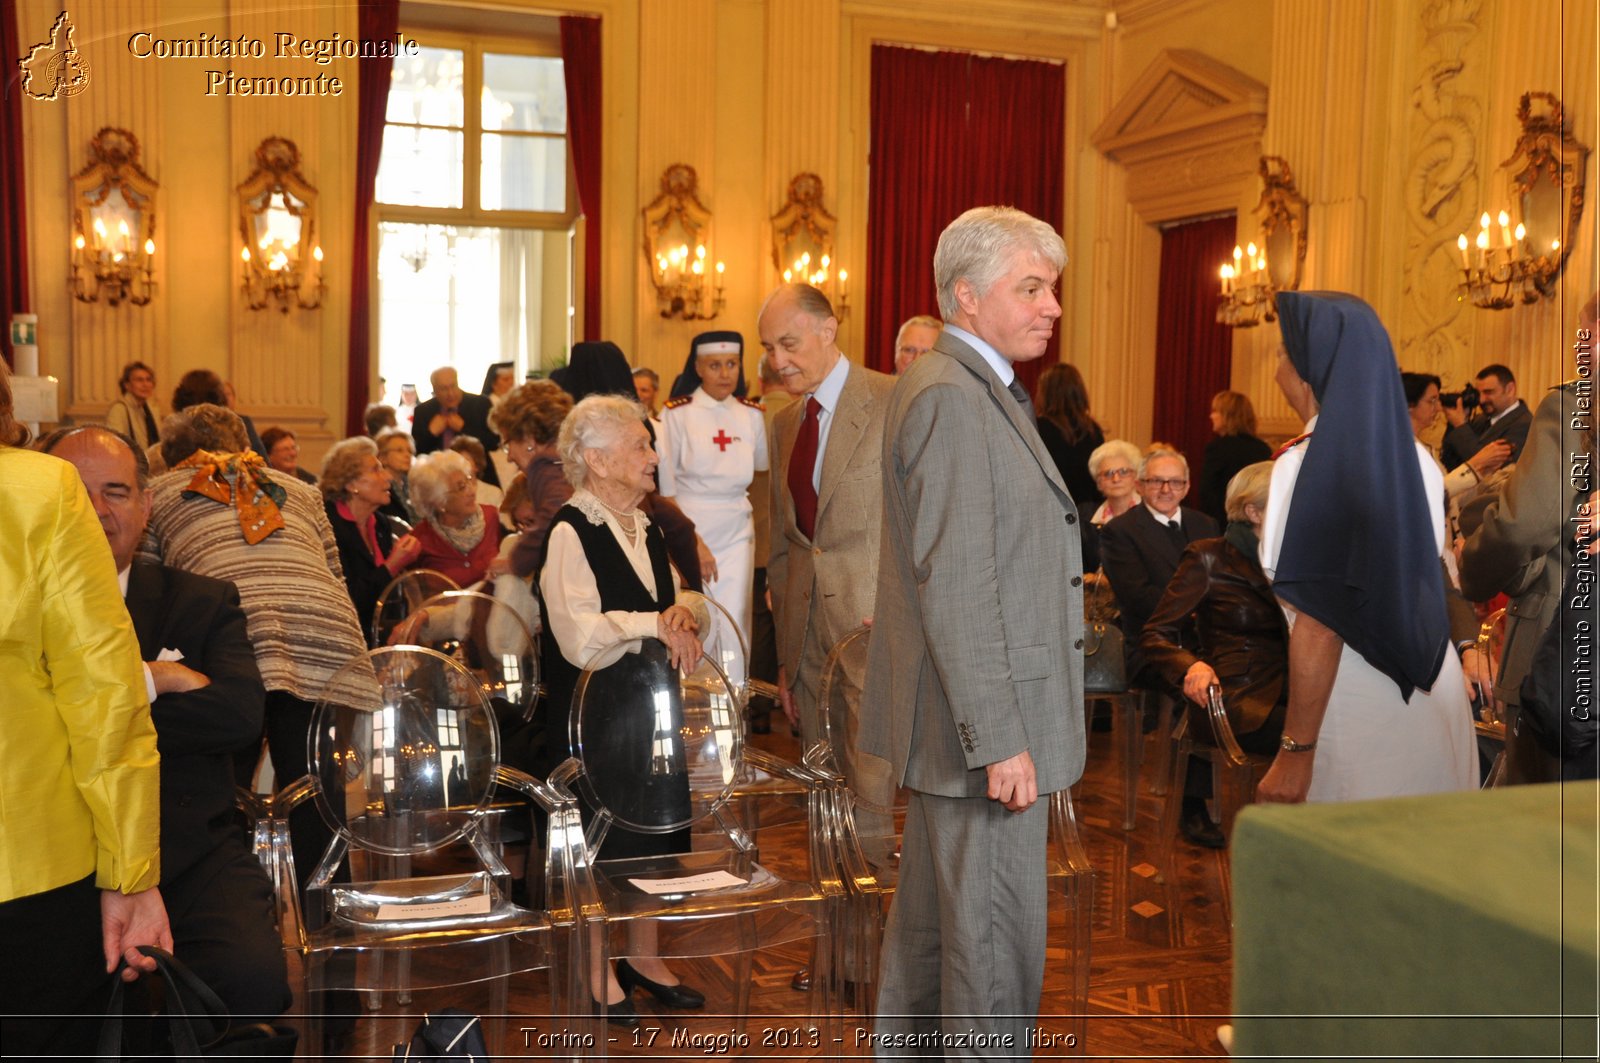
{"left": 1092, "top": 49, "right": 1268, "bottom": 222}
{"left": 1093, "top": 49, "right": 1267, "bottom": 164}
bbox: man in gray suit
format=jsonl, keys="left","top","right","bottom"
{"left": 861, "top": 206, "right": 1087, "bottom": 1050}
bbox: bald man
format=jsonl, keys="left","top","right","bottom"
{"left": 412, "top": 366, "right": 502, "bottom": 485}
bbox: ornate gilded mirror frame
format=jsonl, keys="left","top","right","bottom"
{"left": 770, "top": 173, "right": 837, "bottom": 278}
{"left": 641, "top": 164, "right": 723, "bottom": 320}
{"left": 70, "top": 127, "right": 159, "bottom": 307}
{"left": 237, "top": 136, "right": 324, "bottom": 312}
{"left": 1502, "top": 91, "right": 1588, "bottom": 297}
{"left": 1254, "top": 155, "right": 1308, "bottom": 294}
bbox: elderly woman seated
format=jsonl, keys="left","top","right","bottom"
{"left": 320, "top": 436, "right": 423, "bottom": 642}
{"left": 1140, "top": 461, "right": 1287, "bottom": 843}
{"left": 528, "top": 393, "right": 709, "bottom": 1025}
{"left": 405, "top": 449, "right": 501, "bottom": 586}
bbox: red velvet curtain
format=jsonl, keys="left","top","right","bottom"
{"left": 866, "top": 44, "right": 1064, "bottom": 393}
{"left": 560, "top": 16, "right": 602, "bottom": 344}
{"left": 344, "top": 0, "right": 400, "bottom": 434}
{"left": 0, "top": 3, "right": 30, "bottom": 368}
{"left": 1152, "top": 215, "right": 1237, "bottom": 491}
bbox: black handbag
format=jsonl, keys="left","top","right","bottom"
{"left": 392, "top": 1009, "right": 492, "bottom": 1061}
{"left": 97, "top": 946, "right": 297, "bottom": 1059}
{"left": 1082, "top": 570, "right": 1127, "bottom": 694}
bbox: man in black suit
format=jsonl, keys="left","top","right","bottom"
{"left": 412, "top": 366, "right": 502, "bottom": 485}
{"left": 1100, "top": 446, "right": 1221, "bottom": 845}
{"left": 47, "top": 426, "right": 290, "bottom": 1021}
{"left": 1439, "top": 363, "right": 1533, "bottom": 471}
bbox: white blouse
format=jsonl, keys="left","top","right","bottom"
{"left": 540, "top": 490, "right": 680, "bottom": 671}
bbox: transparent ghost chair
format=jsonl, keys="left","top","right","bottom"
{"left": 697, "top": 593, "right": 812, "bottom": 837}
{"left": 257, "top": 646, "right": 589, "bottom": 1056}
{"left": 1153, "top": 685, "right": 1274, "bottom": 917}
{"left": 548, "top": 635, "right": 841, "bottom": 1042}
{"left": 370, "top": 568, "right": 460, "bottom": 646}
{"left": 814, "top": 626, "right": 1095, "bottom": 1050}
{"left": 398, "top": 588, "right": 545, "bottom": 879}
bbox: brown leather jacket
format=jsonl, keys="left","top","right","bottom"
{"left": 1141, "top": 535, "right": 1288, "bottom": 737}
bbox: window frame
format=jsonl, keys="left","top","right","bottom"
{"left": 375, "top": 28, "right": 578, "bottom": 229}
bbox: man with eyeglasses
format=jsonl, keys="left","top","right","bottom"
{"left": 892, "top": 314, "right": 942, "bottom": 375}
{"left": 1099, "top": 447, "right": 1221, "bottom": 844}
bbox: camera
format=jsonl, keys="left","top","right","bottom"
{"left": 1440, "top": 382, "right": 1479, "bottom": 412}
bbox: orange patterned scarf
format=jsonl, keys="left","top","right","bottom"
{"left": 175, "top": 449, "right": 287, "bottom": 545}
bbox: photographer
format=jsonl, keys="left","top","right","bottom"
{"left": 1439, "top": 364, "right": 1531, "bottom": 471}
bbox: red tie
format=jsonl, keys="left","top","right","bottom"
{"left": 788, "top": 397, "right": 822, "bottom": 539}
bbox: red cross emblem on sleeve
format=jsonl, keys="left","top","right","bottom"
{"left": 712, "top": 429, "right": 734, "bottom": 451}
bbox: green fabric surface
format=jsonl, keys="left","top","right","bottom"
{"left": 1232, "top": 781, "right": 1598, "bottom": 1062}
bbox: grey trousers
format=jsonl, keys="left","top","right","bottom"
{"left": 872, "top": 790, "right": 1048, "bottom": 1059}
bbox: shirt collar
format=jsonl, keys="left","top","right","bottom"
{"left": 1145, "top": 503, "right": 1181, "bottom": 527}
{"left": 118, "top": 565, "right": 131, "bottom": 597}
{"left": 809, "top": 354, "right": 851, "bottom": 413}
{"left": 1488, "top": 399, "right": 1522, "bottom": 425}
{"left": 941, "top": 324, "right": 1015, "bottom": 387}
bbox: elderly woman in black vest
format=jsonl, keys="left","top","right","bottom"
{"left": 534, "top": 393, "right": 705, "bottom": 1024}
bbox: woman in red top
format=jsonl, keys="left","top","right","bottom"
{"left": 407, "top": 450, "right": 501, "bottom": 585}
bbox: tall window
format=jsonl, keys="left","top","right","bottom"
{"left": 375, "top": 34, "right": 576, "bottom": 407}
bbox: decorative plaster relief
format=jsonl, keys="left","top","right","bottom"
{"left": 1400, "top": 0, "right": 1482, "bottom": 371}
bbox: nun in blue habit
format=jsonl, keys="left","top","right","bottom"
{"left": 1255, "top": 291, "right": 1476, "bottom": 804}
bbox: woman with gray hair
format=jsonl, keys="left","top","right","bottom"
{"left": 321, "top": 436, "right": 422, "bottom": 640}
{"left": 533, "top": 394, "right": 705, "bottom": 1023}
{"left": 1086, "top": 438, "right": 1143, "bottom": 527}
{"left": 406, "top": 449, "right": 501, "bottom": 586}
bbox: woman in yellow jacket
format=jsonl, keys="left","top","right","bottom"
{"left": 0, "top": 362, "right": 170, "bottom": 1056}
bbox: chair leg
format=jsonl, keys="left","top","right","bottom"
{"left": 1151, "top": 735, "right": 1191, "bottom": 886}
{"left": 1148, "top": 695, "right": 1176, "bottom": 797}
{"left": 1113, "top": 694, "right": 1141, "bottom": 830}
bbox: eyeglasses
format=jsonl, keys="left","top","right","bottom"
{"left": 1141, "top": 477, "right": 1189, "bottom": 491}
{"left": 897, "top": 344, "right": 933, "bottom": 358}
{"left": 1096, "top": 467, "right": 1135, "bottom": 481}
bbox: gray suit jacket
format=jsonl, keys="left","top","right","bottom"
{"left": 769, "top": 362, "right": 895, "bottom": 734}
{"left": 1460, "top": 384, "right": 1585, "bottom": 704}
{"left": 860, "top": 332, "right": 1087, "bottom": 799}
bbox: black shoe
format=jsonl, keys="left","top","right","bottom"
{"left": 1180, "top": 805, "right": 1226, "bottom": 850}
{"left": 790, "top": 967, "right": 811, "bottom": 992}
{"left": 616, "top": 959, "right": 705, "bottom": 1009}
{"left": 592, "top": 992, "right": 640, "bottom": 1028}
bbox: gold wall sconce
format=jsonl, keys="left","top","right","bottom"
{"left": 70, "top": 127, "right": 158, "bottom": 308}
{"left": 1216, "top": 156, "right": 1309, "bottom": 328}
{"left": 771, "top": 173, "right": 849, "bottom": 319}
{"left": 642, "top": 164, "right": 725, "bottom": 320}
{"left": 1457, "top": 92, "right": 1589, "bottom": 311}
{"left": 237, "top": 137, "right": 325, "bottom": 313}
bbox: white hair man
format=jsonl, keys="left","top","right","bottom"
{"left": 861, "top": 206, "right": 1086, "bottom": 1044}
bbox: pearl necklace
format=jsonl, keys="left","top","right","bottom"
{"left": 592, "top": 491, "right": 641, "bottom": 536}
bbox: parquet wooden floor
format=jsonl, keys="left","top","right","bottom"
{"left": 304, "top": 715, "right": 1237, "bottom": 1060}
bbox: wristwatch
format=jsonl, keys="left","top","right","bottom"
{"left": 1279, "top": 734, "right": 1318, "bottom": 753}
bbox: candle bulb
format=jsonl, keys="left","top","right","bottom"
{"left": 1457, "top": 234, "right": 1470, "bottom": 270}
{"left": 312, "top": 246, "right": 323, "bottom": 263}
{"left": 1474, "top": 229, "right": 1489, "bottom": 270}
{"left": 715, "top": 261, "right": 725, "bottom": 290}
{"left": 1220, "top": 263, "right": 1232, "bottom": 295}
{"left": 838, "top": 269, "right": 848, "bottom": 294}
{"left": 241, "top": 247, "right": 252, "bottom": 263}
{"left": 1498, "top": 210, "right": 1512, "bottom": 249}
{"left": 144, "top": 238, "right": 155, "bottom": 257}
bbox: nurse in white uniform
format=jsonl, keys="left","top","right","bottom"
{"left": 657, "top": 331, "right": 768, "bottom": 687}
